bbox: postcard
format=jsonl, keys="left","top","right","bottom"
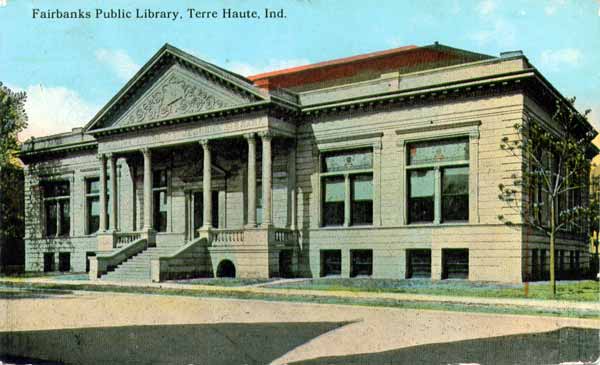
{"left": 1, "top": 1, "right": 599, "bottom": 364}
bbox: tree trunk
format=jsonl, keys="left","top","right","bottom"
{"left": 550, "top": 199, "right": 556, "bottom": 297}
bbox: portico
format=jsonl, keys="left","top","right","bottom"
{"left": 91, "top": 115, "right": 298, "bottom": 279}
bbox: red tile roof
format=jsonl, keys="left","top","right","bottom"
{"left": 248, "top": 44, "right": 492, "bottom": 91}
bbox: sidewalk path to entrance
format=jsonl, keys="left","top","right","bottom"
{"left": 1, "top": 288, "right": 599, "bottom": 364}
{"left": 1, "top": 276, "right": 599, "bottom": 314}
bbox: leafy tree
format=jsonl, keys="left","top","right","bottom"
{"left": 0, "top": 82, "right": 27, "bottom": 167}
{"left": 0, "top": 82, "right": 27, "bottom": 270}
{"left": 498, "top": 99, "right": 595, "bottom": 296}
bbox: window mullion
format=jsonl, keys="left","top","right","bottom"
{"left": 344, "top": 173, "right": 351, "bottom": 227}
{"left": 55, "top": 202, "right": 61, "bottom": 237}
{"left": 434, "top": 166, "right": 441, "bottom": 224}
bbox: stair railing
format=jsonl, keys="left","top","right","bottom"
{"left": 89, "top": 238, "right": 148, "bottom": 280}
{"left": 150, "top": 236, "right": 209, "bottom": 282}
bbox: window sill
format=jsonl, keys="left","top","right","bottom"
{"left": 407, "top": 222, "right": 469, "bottom": 227}
{"left": 319, "top": 225, "right": 374, "bottom": 229}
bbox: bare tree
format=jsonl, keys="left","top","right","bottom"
{"left": 498, "top": 99, "right": 595, "bottom": 296}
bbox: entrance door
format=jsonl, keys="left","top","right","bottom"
{"left": 192, "top": 191, "right": 219, "bottom": 237}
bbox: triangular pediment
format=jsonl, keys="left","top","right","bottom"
{"left": 113, "top": 64, "right": 253, "bottom": 128}
{"left": 85, "top": 44, "right": 267, "bottom": 132}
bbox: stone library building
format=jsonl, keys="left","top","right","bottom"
{"left": 19, "top": 43, "right": 596, "bottom": 283}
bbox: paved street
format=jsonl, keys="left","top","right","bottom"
{"left": 1, "top": 289, "right": 599, "bottom": 364}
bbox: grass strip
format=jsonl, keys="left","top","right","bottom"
{"left": 1, "top": 281, "right": 598, "bottom": 320}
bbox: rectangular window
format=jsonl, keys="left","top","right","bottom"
{"left": 350, "top": 250, "right": 373, "bottom": 277}
{"left": 541, "top": 250, "right": 548, "bottom": 280}
{"left": 407, "top": 249, "right": 432, "bottom": 279}
{"left": 407, "top": 139, "right": 469, "bottom": 224}
{"left": 408, "top": 170, "right": 435, "bottom": 223}
{"left": 442, "top": 167, "right": 469, "bottom": 221}
{"left": 351, "top": 174, "right": 373, "bottom": 225}
{"left": 323, "top": 149, "right": 373, "bottom": 172}
{"left": 531, "top": 249, "right": 539, "bottom": 281}
{"left": 320, "top": 250, "right": 341, "bottom": 277}
{"left": 408, "top": 139, "right": 469, "bottom": 165}
{"left": 43, "top": 252, "right": 54, "bottom": 272}
{"left": 442, "top": 249, "right": 469, "bottom": 279}
{"left": 86, "top": 178, "right": 101, "bottom": 234}
{"left": 321, "top": 149, "right": 374, "bottom": 227}
{"left": 322, "top": 176, "right": 345, "bottom": 226}
{"left": 256, "top": 182, "right": 263, "bottom": 226}
{"left": 153, "top": 170, "right": 168, "bottom": 232}
{"left": 558, "top": 250, "right": 565, "bottom": 277}
{"left": 58, "top": 252, "right": 70, "bottom": 272}
{"left": 45, "top": 201, "right": 58, "bottom": 237}
{"left": 42, "top": 181, "right": 70, "bottom": 237}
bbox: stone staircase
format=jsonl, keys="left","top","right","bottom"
{"left": 100, "top": 245, "right": 178, "bottom": 282}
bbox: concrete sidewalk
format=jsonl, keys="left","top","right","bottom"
{"left": 2, "top": 276, "right": 599, "bottom": 314}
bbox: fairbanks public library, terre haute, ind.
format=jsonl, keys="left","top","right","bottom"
{"left": 17, "top": 42, "right": 598, "bottom": 283}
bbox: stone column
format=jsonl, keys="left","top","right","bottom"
{"left": 260, "top": 132, "right": 273, "bottom": 227}
{"left": 245, "top": 133, "right": 257, "bottom": 227}
{"left": 344, "top": 173, "right": 351, "bottom": 227}
{"left": 98, "top": 154, "right": 108, "bottom": 232}
{"left": 108, "top": 153, "right": 118, "bottom": 231}
{"left": 288, "top": 143, "right": 297, "bottom": 230}
{"left": 434, "top": 166, "right": 441, "bottom": 225}
{"left": 200, "top": 140, "right": 212, "bottom": 229}
{"left": 142, "top": 148, "right": 153, "bottom": 231}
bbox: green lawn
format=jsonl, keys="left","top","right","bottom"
{"left": 266, "top": 278, "right": 600, "bottom": 302}
{"left": 170, "top": 278, "right": 276, "bottom": 287}
{"left": 1, "top": 280, "right": 598, "bottom": 319}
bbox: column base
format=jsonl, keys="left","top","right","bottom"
{"left": 197, "top": 226, "right": 212, "bottom": 240}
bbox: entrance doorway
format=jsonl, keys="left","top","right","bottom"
{"left": 192, "top": 191, "right": 219, "bottom": 238}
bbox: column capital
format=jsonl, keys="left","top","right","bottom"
{"left": 141, "top": 147, "right": 151, "bottom": 157}
{"left": 199, "top": 139, "right": 211, "bottom": 149}
{"left": 97, "top": 153, "right": 106, "bottom": 161}
{"left": 244, "top": 132, "right": 256, "bottom": 142}
{"left": 258, "top": 131, "right": 273, "bottom": 141}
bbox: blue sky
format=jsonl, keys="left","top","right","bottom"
{"left": 1, "top": 0, "right": 599, "bottom": 139}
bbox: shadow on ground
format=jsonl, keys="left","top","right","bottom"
{"left": 0, "top": 321, "right": 350, "bottom": 365}
{"left": 290, "top": 327, "right": 600, "bottom": 365}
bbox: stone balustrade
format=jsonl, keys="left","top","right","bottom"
{"left": 115, "top": 232, "right": 142, "bottom": 248}
{"left": 272, "top": 228, "right": 297, "bottom": 245}
{"left": 211, "top": 229, "right": 245, "bottom": 245}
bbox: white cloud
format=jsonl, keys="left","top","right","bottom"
{"left": 12, "top": 84, "right": 99, "bottom": 141}
{"left": 470, "top": 19, "right": 516, "bottom": 48}
{"left": 476, "top": 0, "right": 497, "bottom": 15}
{"left": 228, "top": 59, "right": 311, "bottom": 77}
{"left": 544, "top": 0, "right": 566, "bottom": 15}
{"left": 539, "top": 48, "right": 583, "bottom": 71}
{"left": 95, "top": 49, "right": 140, "bottom": 81}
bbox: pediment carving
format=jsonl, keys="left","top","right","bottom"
{"left": 113, "top": 66, "right": 251, "bottom": 128}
